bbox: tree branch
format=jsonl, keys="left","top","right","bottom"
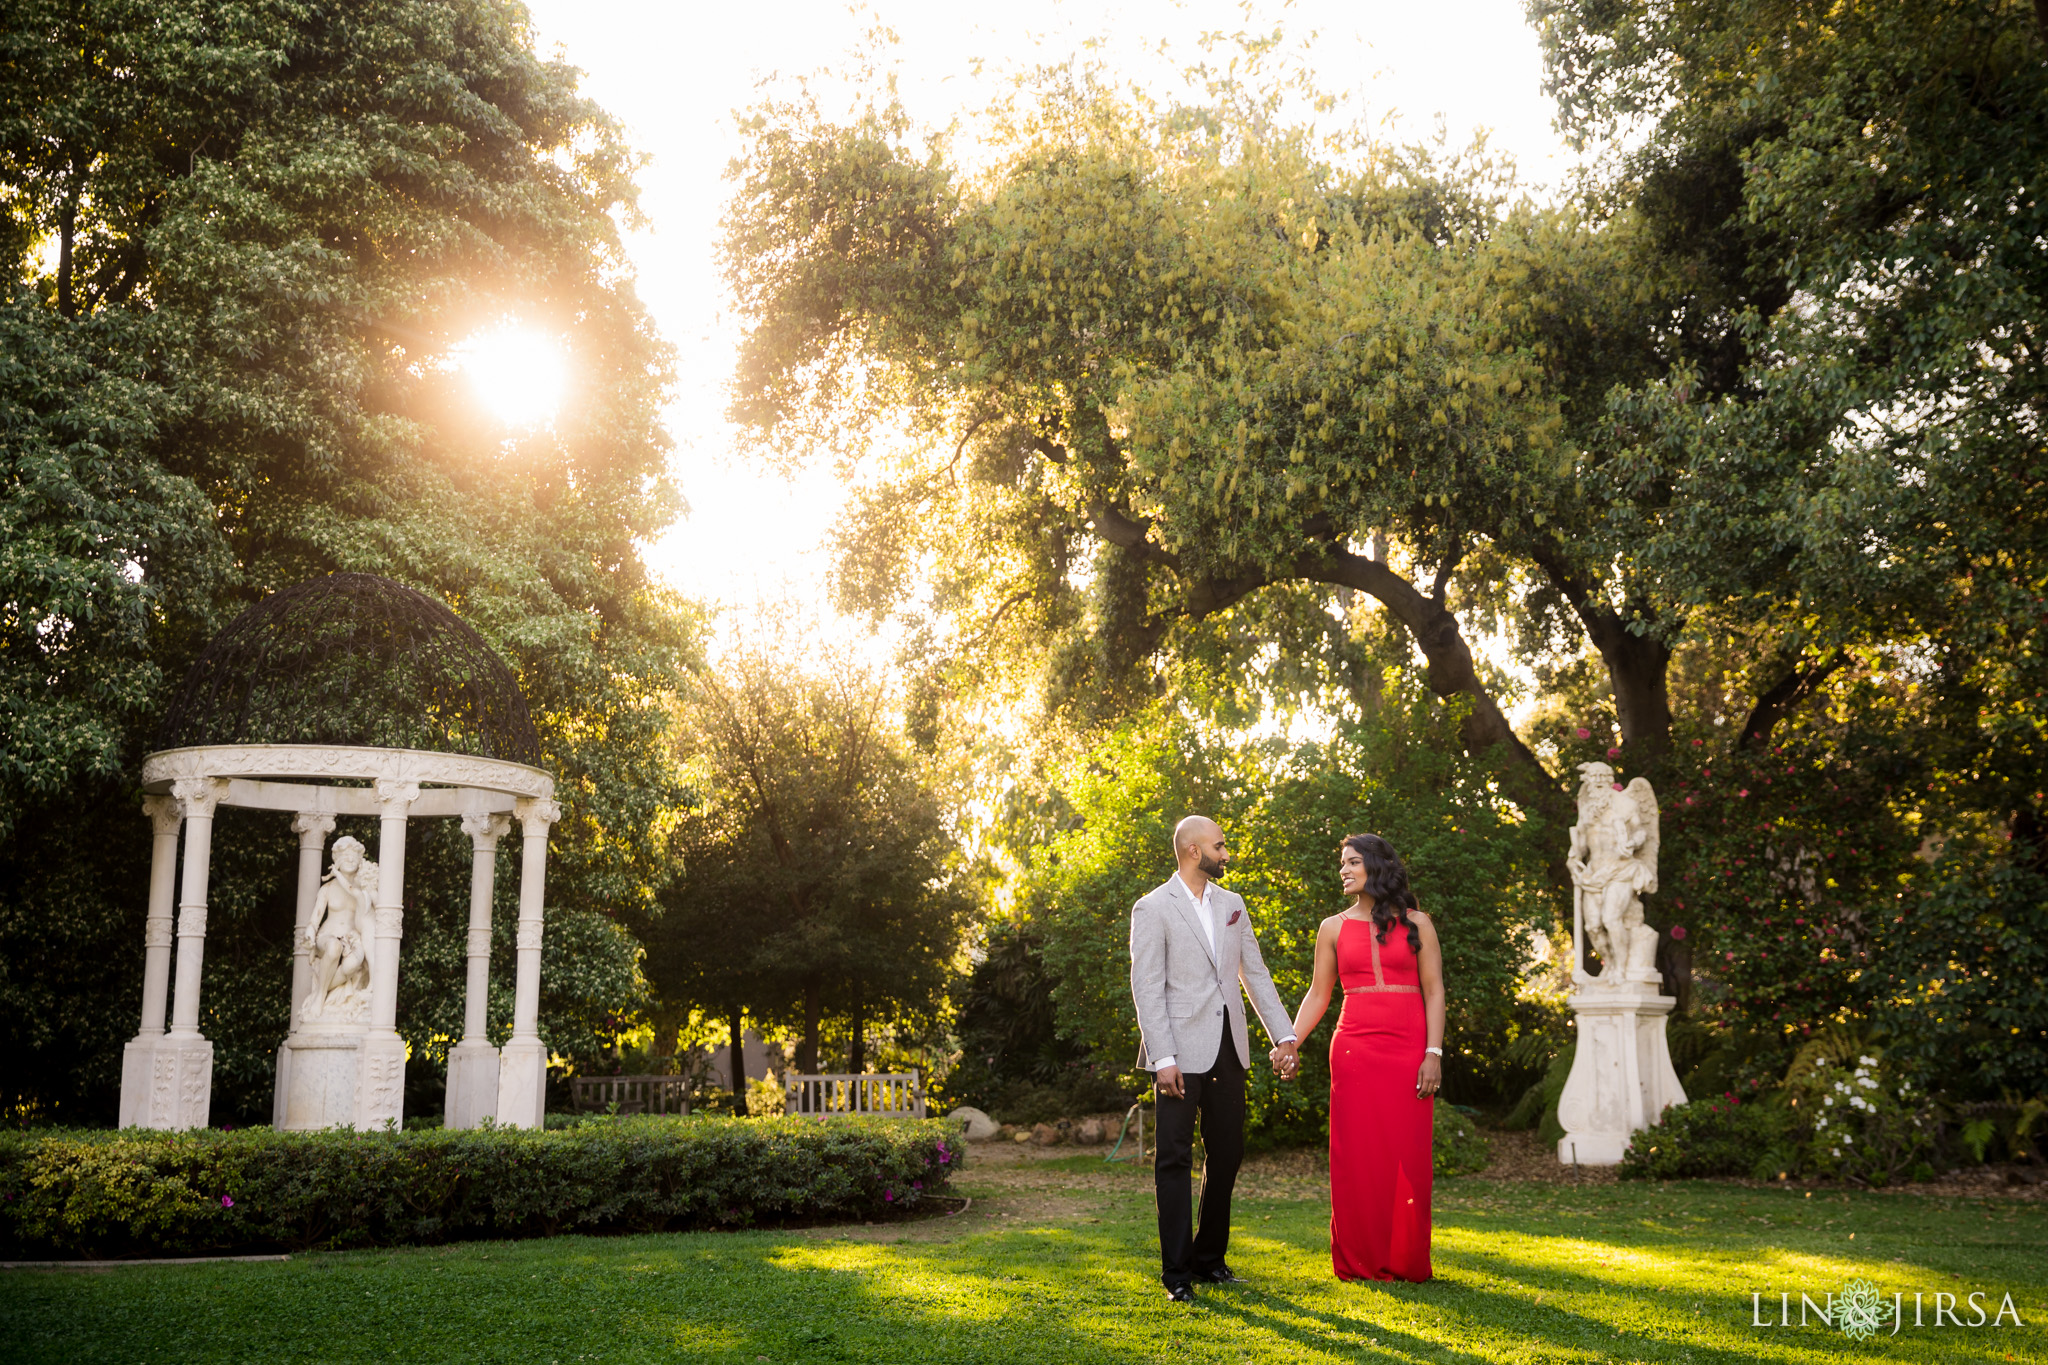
{"left": 1738, "top": 649, "right": 1843, "bottom": 751}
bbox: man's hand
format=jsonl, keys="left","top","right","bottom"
{"left": 1269, "top": 1041, "right": 1299, "bottom": 1080}
{"left": 1155, "top": 1064, "right": 1185, "bottom": 1099}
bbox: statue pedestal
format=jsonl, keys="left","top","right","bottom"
{"left": 272, "top": 1025, "right": 406, "bottom": 1130}
{"left": 1556, "top": 980, "right": 1687, "bottom": 1166}
{"left": 120, "top": 1035, "right": 213, "bottom": 1129}
{"left": 445, "top": 1039, "right": 501, "bottom": 1128}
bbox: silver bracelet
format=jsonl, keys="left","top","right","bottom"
{"left": 1424, "top": 1046, "right": 1443, "bottom": 1056}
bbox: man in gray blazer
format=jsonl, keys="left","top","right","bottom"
{"left": 1130, "top": 815, "right": 1298, "bottom": 1302}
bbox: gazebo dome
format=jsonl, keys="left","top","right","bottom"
{"left": 157, "top": 573, "right": 542, "bottom": 765}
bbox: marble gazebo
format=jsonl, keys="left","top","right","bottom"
{"left": 117, "top": 574, "right": 560, "bottom": 1132}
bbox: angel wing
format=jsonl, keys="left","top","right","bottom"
{"left": 1623, "top": 778, "right": 1660, "bottom": 895}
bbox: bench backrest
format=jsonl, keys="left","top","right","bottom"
{"left": 785, "top": 1072, "right": 925, "bottom": 1119}
{"left": 570, "top": 1074, "right": 692, "bottom": 1115}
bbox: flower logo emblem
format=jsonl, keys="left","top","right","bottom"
{"left": 1836, "top": 1279, "right": 1886, "bottom": 1342}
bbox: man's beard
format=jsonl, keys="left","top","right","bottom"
{"left": 1197, "top": 851, "right": 1227, "bottom": 880}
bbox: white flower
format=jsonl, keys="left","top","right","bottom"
{"left": 1859, "top": 1055, "right": 1877, "bottom": 1066}
{"left": 1843, "top": 1134, "right": 1854, "bottom": 1144}
{"left": 1818, "top": 1117, "right": 1829, "bottom": 1128}
{"left": 1858, "top": 1076, "right": 1878, "bottom": 1089}
{"left": 1824, "top": 1096, "right": 1834, "bottom": 1106}
{"left": 1832, "top": 1147, "right": 1841, "bottom": 1157}
{"left": 1851, "top": 1097, "right": 1869, "bottom": 1111}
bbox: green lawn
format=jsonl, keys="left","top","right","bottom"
{"left": 3, "top": 1152, "right": 2042, "bottom": 1363}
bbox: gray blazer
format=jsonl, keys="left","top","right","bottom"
{"left": 1129, "top": 876, "right": 1293, "bottom": 1075}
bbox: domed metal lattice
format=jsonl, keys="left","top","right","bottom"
{"left": 158, "top": 574, "right": 542, "bottom": 765}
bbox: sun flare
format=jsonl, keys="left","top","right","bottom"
{"left": 455, "top": 326, "right": 566, "bottom": 428}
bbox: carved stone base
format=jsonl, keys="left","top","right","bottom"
{"left": 445, "top": 1039, "right": 501, "bottom": 1129}
{"left": 497, "top": 1038, "right": 547, "bottom": 1130}
{"left": 119, "top": 1035, "right": 213, "bottom": 1130}
{"left": 357, "top": 1034, "right": 408, "bottom": 1129}
{"left": 1556, "top": 981, "right": 1687, "bottom": 1167}
{"left": 275, "top": 1030, "right": 364, "bottom": 1130}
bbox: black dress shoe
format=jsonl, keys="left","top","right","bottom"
{"left": 1198, "top": 1266, "right": 1249, "bottom": 1285}
{"left": 1165, "top": 1283, "right": 1198, "bottom": 1304}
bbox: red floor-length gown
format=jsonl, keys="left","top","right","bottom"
{"left": 1328, "top": 914, "right": 1433, "bottom": 1281}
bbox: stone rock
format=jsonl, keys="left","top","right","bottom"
{"left": 1031, "top": 1122, "right": 1061, "bottom": 1145}
{"left": 1075, "top": 1118, "right": 1105, "bottom": 1145}
{"left": 1013, "top": 1128, "right": 1032, "bottom": 1144}
{"left": 947, "top": 1105, "right": 1001, "bottom": 1141}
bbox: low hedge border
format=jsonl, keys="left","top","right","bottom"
{"left": 0, "top": 1116, "right": 961, "bottom": 1259}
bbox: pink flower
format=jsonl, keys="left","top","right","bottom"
{"left": 1691, "top": 739, "right": 1703, "bottom": 746}
{"left": 1612, "top": 782, "right": 1624, "bottom": 791}
{"left": 1725, "top": 951, "right": 1736, "bottom": 960}
{"left": 884, "top": 1189, "right": 895, "bottom": 1202}
{"left": 1606, "top": 746, "right": 1621, "bottom": 758}
{"left": 1737, "top": 789, "right": 1750, "bottom": 797}
{"left": 220, "top": 1195, "right": 234, "bottom": 1209}
{"left": 1575, "top": 728, "right": 1591, "bottom": 739}
{"left": 1670, "top": 926, "right": 1688, "bottom": 941}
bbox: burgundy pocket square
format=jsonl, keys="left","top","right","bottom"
{"left": 1226, "top": 909, "right": 1242, "bottom": 926}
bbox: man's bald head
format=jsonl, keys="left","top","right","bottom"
{"left": 1173, "top": 815, "right": 1219, "bottom": 857}
{"left": 1173, "top": 815, "right": 1229, "bottom": 882}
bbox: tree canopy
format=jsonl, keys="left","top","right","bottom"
{"left": 1, "top": 0, "right": 699, "bottom": 1122}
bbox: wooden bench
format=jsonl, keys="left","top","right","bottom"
{"left": 570, "top": 1074, "right": 692, "bottom": 1115}
{"left": 784, "top": 1072, "right": 925, "bottom": 1119}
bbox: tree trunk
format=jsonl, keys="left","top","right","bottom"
{"left": 1531, "top": 550, "right": 1674, "bottom": 757}
{"left": 797, "top": 977, "right": 820, "bottom": 1072}
{"left": 728, "top": 1007, "right": 748, "bottom": 1116}
{"left": 849, "top": 974, "right": 866, "bottom": 1074}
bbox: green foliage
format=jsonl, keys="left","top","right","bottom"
{"left": 936, "top": 918, "right": 1134, "bottom": 1123}
{"left": 1789, "top": 1054, "right": 1938, "bottom": 1189}
{"left": 1618, "top": 1094, "right": 1795, "bottom": 1181}
{"left": 0, "top": 1117, "right": 961, "bottom": 1258}
{"left": 0, "top": 0, "right": 701, "bottom": 1121}
{"left": 1433, "top": 1105, "right": 1491, "bottom": 1177}
{"left": 1026, "top": 678, "right": 1559, "bottom": 1141}
{"left": 636, "top": 641, "right": 974, "bottom": 1078}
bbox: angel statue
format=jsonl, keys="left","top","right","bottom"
{"left": 1566, "top": 762, "right": 1662, "bottom": 986}
{"left": 301, "top": 835, "right": 376, "bottom": 1023}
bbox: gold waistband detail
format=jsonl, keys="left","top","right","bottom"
{"left": 1345, "top": 983, "right": 1421, "bottom": 994}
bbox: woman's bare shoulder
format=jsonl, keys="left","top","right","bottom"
{"left": 1408, "top": 907, "right": 1438, "bottom": 930}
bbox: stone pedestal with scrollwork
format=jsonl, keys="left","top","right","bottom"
{"left": 1556, "top": 981, "right": 1687, "bottom": 1165}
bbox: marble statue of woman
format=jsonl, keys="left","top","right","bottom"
{"left": 302, "top": 835, "right": 376, "bottom": 1023}
{"left": 1567, "top": 762, "right": 1662, "bottom": 984}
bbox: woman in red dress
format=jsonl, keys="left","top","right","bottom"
{"left": 1280, "top": 833, "right": 1445, "bottom": 1282}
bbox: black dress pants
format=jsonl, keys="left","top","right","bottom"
{"left": 1153, "top": 1041, "right": 1245, "bottom": 1288}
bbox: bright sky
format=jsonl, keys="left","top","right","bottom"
{"left": 520, "top": 0, "right": 1574, "bottom": 617}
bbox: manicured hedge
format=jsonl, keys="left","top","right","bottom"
{"left": 0, "top": 1116, "right": 961, "bottom": 1259}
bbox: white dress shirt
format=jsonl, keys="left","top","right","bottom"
{"left": 1154, "top": 873, "right": 1294, "bottom": 1073}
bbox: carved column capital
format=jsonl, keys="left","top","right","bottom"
{"left": 515, "top": 797, "right": 561, "bottom": 837}
{"left": 176, "top": 905, "right": 208, "bottom": 939}
{"left": 373, "top": 778, "right": 421, "bottom": 810}
{"left": 515, "top": 920, "right": 544, "bottom": 952}
{"left": 144, "top": 918, "right": 175, "bottom": 949}
{"left": 461, "top": 811, "right": 512, "bottom": 849}
{"left": 466, "top": 927, "right": 493, "bottom": 958}
{"left": 170, "top": 777, "right": 226, "bottom": 820}
{"left": 375, "top": 905, "right": 404, "bottom": 940}
{"left": 291, "top": 810, "right": 338, "bottom": 841}
{"left": 142, "top": 794, "right": 182, "bottom": 836}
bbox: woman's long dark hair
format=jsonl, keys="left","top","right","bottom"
{"left": 1341, "top": 833, "right": 1421, "bottom": 955}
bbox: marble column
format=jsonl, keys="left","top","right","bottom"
{"left": 128, "top": 778, "right": 226, "bottom": 1128}
{"left": 119, "top": 795, "right": 185, "bottom": 1127}
{"left": 446, "top": 810, "right": 509, "bottom": 1129}
{"left": 288, "top": 812, "right": 336, "bottom": 1022}
{"left": 496, "top": 797, "right": 559, "bottom": 1129}
{"left": 272, "top": 810, "right": 337, "bottom": 1127}
{"left": 357, "top": 778, "right": 417, "bottom": 1129}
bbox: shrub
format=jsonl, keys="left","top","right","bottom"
{"left": 1434, "top": 1105, "right": 1490, "bottom": 1177}
{"left": 0, "top": 1116, "right": 960, "bottom": 1259}
{"left": 1619, "top": 1094, "right": 1795, "bottom": 1181}
{"left": 1790, "top": 1054, "right": 1936, "bottom": 1188}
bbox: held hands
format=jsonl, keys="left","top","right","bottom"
{"left": 1416, "top": 1051, "right": 1442, "bottom": 1099}
{"left": 1269, "top": 1040, "right": 1299, "bottom": 1080}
